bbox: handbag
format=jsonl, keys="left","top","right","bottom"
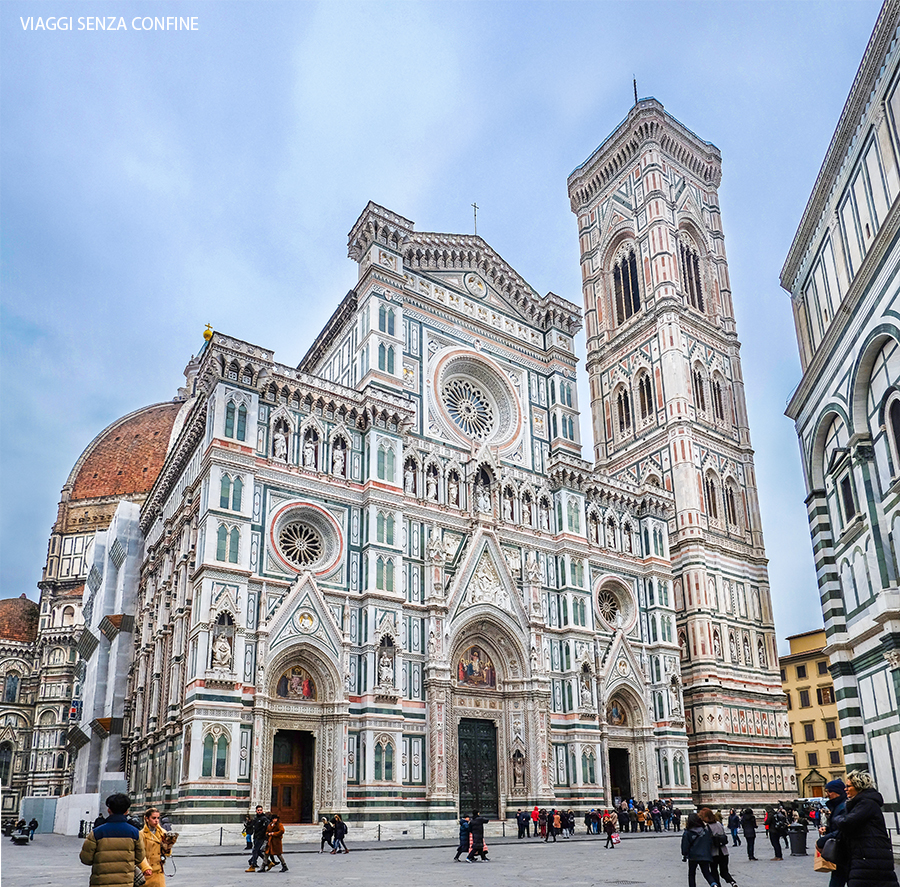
{"left": 814, "top": 848, "right": 837, "bottom": 872}
{"left": 611, "top": 832, "right": 621, "bottom": 844}
{"left": 134, "top": 866, "right": 146, "bottom": 887}
{"left": 820, "top": 837, "right": 839, "bottom": 862}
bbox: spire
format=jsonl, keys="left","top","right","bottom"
{"left": 633, "top": 77, "right": 638, "bottom": 106}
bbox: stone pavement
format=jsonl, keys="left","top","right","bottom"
{"left": 0, "top": 829, "right": 832, "bottom": 887}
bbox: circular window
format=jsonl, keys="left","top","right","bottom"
{"left": 278, "top": 522, "right": 323, "bottom": 567}
{"left": 598, "top": 589, "right": 618, "bottom": 623}
{"left": 433, "top": 351, "right": 520, "bottom": 448}
{"left": 443, "top": 378, "right": 495, "bottom": 440}
{"left": 269, "top": 502, "right": 342, "bottom": 575}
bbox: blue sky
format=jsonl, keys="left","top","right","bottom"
{"left": 0, "top": 0, "right": 883, "bottom": 652}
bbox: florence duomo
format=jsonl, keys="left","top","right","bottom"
{"left": 0, "top": 97, "right": 794, "bottom": 835}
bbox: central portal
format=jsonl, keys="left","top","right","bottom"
{"left": 457, "top": 718, "right": 498, "bottom": 817}
{"left": 609, "top": 748, "right": 632, "bottom": 802}
{"left": 271, "top": 730, "right": 314, "bottom": 823}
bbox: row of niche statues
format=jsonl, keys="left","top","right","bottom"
{"left": 271, "top": 425, "right": 351, "bottom": 477}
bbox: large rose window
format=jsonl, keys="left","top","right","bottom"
{"left": 433, "top": 351, "right": 520, "bottom": 448}
{"left": 278, "top": 522, "right": 323, "bottom": 568}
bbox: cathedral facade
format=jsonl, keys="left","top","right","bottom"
{"left": 3, "top": 101, "right": 794, "bottom": 831}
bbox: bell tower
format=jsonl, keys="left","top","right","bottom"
{"left": 568, "top": 99, "right": 793, "bottom": 804}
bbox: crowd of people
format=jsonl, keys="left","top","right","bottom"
{"left": 71, "top": 769, "right": 899, "bottom": 887}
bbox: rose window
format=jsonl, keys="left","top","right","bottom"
{"left": 442, "top": 378, "right": 495, "bottom": 440}
{"left": 278, "top": 522, "right": 323, "bottom": 567}
{"left": 598, "top": 589, "right": 619, "bottom": 623}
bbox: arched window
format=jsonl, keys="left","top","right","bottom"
{"left": 229, "top": 528, "right": 239, "bottom": 563}
{"left": 679, "top": 239, "right": 704, "bottom": 311}
{"left": 613, "top": 248, "right": 641, "bottom": 325}
{"left": 0, "top": 743, "right": 11, "bottom": 786}
{"left": 673, "top": 754, "right": 685, "bottom": 785}
{"left": 662, "top": 755, "right": 670, "bottom": 786}
{"left": 704, "top": 474, "right": 719, "bottom": 520}
{"left": 889, "top": 397, "right": 900, "bottom": 476}
{"left": 231, "top": 477, "right": 243, "bottom": 511}
{"left": 225, "top": 402, "right": 235, "bottom": 437}
{"left": 3, "top": 674, "right": 18, "bottom": 704}
{"left": 220, "top": 475, "right": 232, "bottom": 509}
{"left": 378, "top": 344, "right": 395, "bottom": 373}
{"left": 378, "top": 304, "right": 395, "bottom": 336}
{"left": 217, "top": 525, "right": 239, "bottom": 562}
{"left": 376, "top": 511, "right": 394, "bottom": 545}
{"left": 692, "top": 366, "right": 707, "bottom": 414}
{"left": 384, "top": 742, "right": 394, "bottom": 781}
{"left": 757, "top": 638, "right": 767, "bottom": 668}
{"left": 236, "top": 404, "right": 247, "bottom": 441}
{"left": 650, "top": 615, "right": 658, "bottom": 642}
{"left": 638, "top": 373, "right": 653, "bottom": 422}
{"left": 377, "top": 443, "right": 396, "bottom": 482}
{"left": 376, "top": 557, "right": 394, "bottom": 592}
{"left": 616, "top": 386, "right": 632, "bottom": 436}
{"left": 711, "top": 377, "right": 726, "bottom": 423}
{"left": 62, "top": 606, "right": 76, "bottom": 626}
{"left": 374, "top": 742, "right": 384, "bottom": 780}
{"left": 724, "top": 482, "right": 740, "bottom": 527}
{"left": 202, "top": 732, "right": 228, "bottom": 778}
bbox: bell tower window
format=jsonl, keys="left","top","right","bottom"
{"left": 679, "top": 240, "right": 704, "bottom": 312}
{"left": 613, "top": 248, "right": 641, "bottom": 325}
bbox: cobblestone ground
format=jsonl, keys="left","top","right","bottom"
{"left": 1, "top": 830, "right": 830, "bottom": 887}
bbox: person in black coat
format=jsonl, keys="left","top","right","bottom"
{"left": 740, "top": 807, "right": 758, "bottom": 860}
{"left": 835, "top": 771, "right": 899, "bottom": 887}
{"left": 681, "top": 812, "right": 716, "bottom": 887}
{"left": 466, "top": 810, "right": 489, "bottom": 862}
{"left": 817, "top": 778, "right": 850, "bottom": 887}
{"left": 453, "top": 814, "right": 470, "bottom": 861}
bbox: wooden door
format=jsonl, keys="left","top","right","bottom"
{"left": 271, "top": 730, "right": 314, "bottom": 823}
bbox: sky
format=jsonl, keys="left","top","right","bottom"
{"left": 0, "top": 0, "right": 884, "bottom": 654}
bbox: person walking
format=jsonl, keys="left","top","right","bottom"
{"left": 727, "top": 809, "right": 741, "bottom": 846}
{"left": 672, "top": 805, "right": 682, "bottom": 832}
{"left": 140, "top": 807, "right": 172, "bottom": 887}
{"left": 247, "top": 806, "right": 270, "bottom": 871}
{"left": 331, "top": 814, "right": 349, "bottom": 853}
{"left": 835, "top": 770, "right": 899, "bottom": 887}
{"left": 740, "top": 807, "right": 758, "bottom": 860}
{"left": 243, "top": 813, "right": 254, "bottom": 851}
{"left": 27, "top": 818, "right": 38, "bottom": 840}
{"left": 603, "top": 814, "right": 618, "bottom": 849}
{"left": 681, "top": 811, "right": 718, "bottom": 887}
{"left": 80, "top": 793, "right": 152, "bottom": 887}
{"left": 817, "top": 778, "right": 850, "bottom": 887}
{"left": 453, "top": 814, "right": 470, "bottom": 861}
{"left": 262, "top": 814, "right": 287, "bottom": 872}
{"left": 763, "top": 805, "right": 784, "bottom": 860}
{"left": 699, "top": 808, "right": 735, "bottom": 887}
{"left": 531, "top": 805, "right": 539, "bottom": 838}
{"left": 466, "top": 810, "right": 489, "bottom": 862}
{"left": 319, "top": 816, "right": 334, "bottom": 853}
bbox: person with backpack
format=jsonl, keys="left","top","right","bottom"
{"left": 699, "top": 807, "right": 736, "bottom": 887}
{"left": 681, "top": 811, "right": 718, "bottom": 887}
{"left": 764, "top": 805, "right": 786, "bottom": 860}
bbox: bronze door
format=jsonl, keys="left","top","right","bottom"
{"left": 271, "top": 730, "right": 314, "bottom": 823}
{"left": 458, "top": 718, "right": 498, "bottom": 817}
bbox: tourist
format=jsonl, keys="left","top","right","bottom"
{"left": 80, "top": 793, "right": 151, "bottom": 887}
{"left": 453, "top": 814, "right": 470, "bottom": 861}
{"left": 243, "top": 813, "right": 254, "bottom": 851}
{"left": 263, "top": 813, "right": 287, "bottom": 872}
{"left": 835, "top": 770, "right": 899, "bottom": 887}
{"left": 319, "top": 816, "right": 334, "bottom": 853}
{"left": 603, "top": 813, "right": 618, "bottom": 849}
{"left": 680, "top": 811, "right": 717, "bottom": 887}
{"left": 140, "top": 807, "right": 172, "bottom": 887}
{"left": 466, "top": 810, "right": 489, "bottom": 862}
{"left": 726, "top": 809, "right": 740, "bottom": 846}
{"left": 699, "top": 807, "right": 735, "bottom": 887}
{"left": 672, "top": 804, "right": 682, "bottom": 832}
{"left": 246, "top": 806, "right": 270, "bottom": 871}
{"left": 517, "top": 809, "right": 529, "bottom": 839}
{"left": 740, "top": 807, "right": 758, "bottom": 860}
{"left": 27, "top": 818, "right": 38, "bottom": 841}
{"left": 817, "top": 778, "right": 849, "bottom": 887}
{"left": 530, "top": 805, "right": 539, "bottom": 837}
{"left": 331, "top": 813, "right": 349, "bottom": 854}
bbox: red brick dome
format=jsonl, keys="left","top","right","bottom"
{"left": 0, "top": 595, "right": 39, "bottom": 643}
{"left": 68, "top": 402, "right": 183, "bottom": 501}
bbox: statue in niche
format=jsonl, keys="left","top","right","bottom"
{"left": 606, "top": 522, "right": 616, "bottom": 548}
{"left": 379, "top": 651, "right": 394, "bottom": 686}
{"left": 332, "top": 446, "right": 345, "bottom": 477}
{"left": 274, "top": 430, "right": 288, "bottom": 462}
{"left": 526, "top": 551, "right": 541, "bottom": 583}
{"left": 212, "top": 634, "right": 232, "bottom": 669}
{"left": 503, "top": 493, "right": 513, "bottom": 521}
{"left": 530, "top": 646, "right": 540, "bottom": 674}
{"left": 426, "top": 472, "right": 438, "bottom": 501}
{"left": 426, "top": 530, "right": 445, "bottom": 564}
{"left": 580, "top": 669, "right": 592, "bottom": 701}
{"left": 729, "top": 632, "right": 738, "bottom": 662}
{"left": 743, "top": 634, "right": 752, "bottom": 665}
{"left": 404, "top": 464, "right": 415, "bottom": 494}
{"left": 513, "top": 752, "right": 525, "bottom": 787}
{"left": 476, "top": 482, "right": 491, "bottom": 514}
{"left": 428, "top": 631, "right": 437, "bottom": 657}
{"left": 303, "top": 437, "right": 316, "bottom": 468}
{"left": 669, "top": 674, "right": 682, "bottom": 715}
{"left": 539, "top": 502, "right": 550, "bottom": 530}
{"left": 522, "top": 497, "right": 532, "bottom": 526}
{"left": 448, "top": 475, "right": 459, "bottom": 506}
{"left": 713, "top": 632, "right": 722, "bottom": 659}
{"left": 624, "top": 528, "right": 632, "bottom": 553}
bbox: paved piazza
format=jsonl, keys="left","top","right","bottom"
{"left": 3, "top": 830, "right": 826, "bottom": 887}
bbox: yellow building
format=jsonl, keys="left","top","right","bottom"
{"left": 780, "top": 629, "right": 844, "bottom": 797}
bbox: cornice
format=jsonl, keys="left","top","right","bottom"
{"left": 567, "top": 98, "right": 722, "bottom": 212}
{"left": 782, "top": 0, "right": 900, "bottom": 287}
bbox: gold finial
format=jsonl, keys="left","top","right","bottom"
{"left": 203, "top": 323, "right": 213, "bottom": 342}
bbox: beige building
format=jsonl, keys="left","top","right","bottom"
{"left": 780, "top": 629, "right": 844, "bottom": 797}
